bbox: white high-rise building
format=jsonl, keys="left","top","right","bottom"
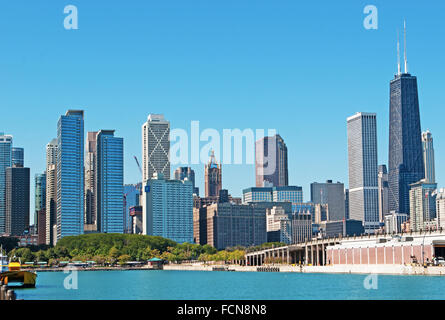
{"left": 347, "top": 112, "right": 379, "bottom": 233}
{"left": 45, "top": 138, "right": 58, "bottom": 245}
{"left": 378, "top": 165, "right": 389, "bottom": 223}
{"left": 437, "top": 189, "right": 445, "bottom": 230}
{"left": 409, "top": 179, "right": 437, "bottom": 231}
{"left": 422, "top": 130, "right": 435, "bottom": 183}
{"left": 142, "top": 114, "right": 170, "bottom": 183}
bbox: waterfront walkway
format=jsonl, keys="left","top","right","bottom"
{"left": 163, "top": 263, "right": 445, "bottom": 275}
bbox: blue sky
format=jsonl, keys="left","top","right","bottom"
{"left": 1, "top": 1, "right": 444, "bottom": 221}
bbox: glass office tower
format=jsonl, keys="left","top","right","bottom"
{"left": 388, "top": 73, "right": 424, "bottom": 215}
{"left": 57, "top": 110, "right": 84, "bottom": 240}
{"left": 0, "top": 133, "right": 12, "bottom": 234}
{"left": 34, "top": 172, "right": 46, "bottom": 228}
{"left": 11, "top": 147, "right": 24, "bottom": 167}
{"left": 96, "top": 130, "right": 124, "bottom": 233}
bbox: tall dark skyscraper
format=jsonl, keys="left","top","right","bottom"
{"left": 388, "top": 23, "right": 424, "bottom": 214}
{"left": 6, "top": 165, "right": 30, "bottom": 235}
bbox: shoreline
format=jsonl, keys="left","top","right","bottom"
{"left": 163, "top": 264, "right": 445, "bottom": 276}
{"left": 24, "top": 264, "right": 445, "bottom": 276}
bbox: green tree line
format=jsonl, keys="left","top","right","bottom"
{"left": 5, "top": 234, "right": 253, "bottom": 265}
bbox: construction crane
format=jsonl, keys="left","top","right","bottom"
{"left": 134, "top": 156, "right": 142, "bottom": 175}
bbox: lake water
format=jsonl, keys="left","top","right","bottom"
{"left": 14, "top": 270, "right": 445, "bottom": 300}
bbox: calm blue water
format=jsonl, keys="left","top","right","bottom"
{"left": 14, "top": 270, "right": 445, "bottom": 300}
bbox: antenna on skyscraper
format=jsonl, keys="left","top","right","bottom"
{"left": 397, "top": 30, "right": 401, "bottom": 75}
{"left": 404, "top": 20, "right": 408, "bottom": 73}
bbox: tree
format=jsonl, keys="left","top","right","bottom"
{"left": 118, "top": 254, "right": 131, "bottom": 265}
{"left": 109, "top": 247, "right": 120, "bottom": 260}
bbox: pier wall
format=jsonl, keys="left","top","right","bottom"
{"left": 163, "top": 263, "right": 445, "bottom": 275}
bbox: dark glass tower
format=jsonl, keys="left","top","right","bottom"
{"left": 388, "top": 73, "right": 424, "bottom": 214}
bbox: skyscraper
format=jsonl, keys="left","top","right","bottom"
{"left": 143, "top": 173, "right": 193, "bottom": 243}
{"left": 6, "top": 165, "right": 30, "bottom": 235}
{"left": 204, "top": 151, "right": 222, "bottom": 197}
{"left": 388, "top": 23, "right": 424, "bottom": 215}
{"left": 124, "top": 183, "right": 141, "bottom": 234}
{"left": 142, "top": 114, "right": 170, "bottom": 182}
{"left": 310, "top": 180, "right": 345, "bottom": 222}
{"left": 45, "top": 139, "right": 58, "bottom": 245}
{"left": 347, "top": 112, "right": 379, "bottom": 233}
{"left": 85, "top": 131, "right": 98, "bottom": 227}
{"left": 174, "top": 167, "right": 198, "bottom": 195}
{"left": 422, "top": 130, "right": 435, "bottom": 183}
{"left": 0, "top": 133, "right": 12, "bottom": 234}
{"left": 34, "top": 172, "right": 46, "bottom": 228}
{"left": 378, "top": 165, "right": 389, "bottom": 223}
{"left": 57, "top": 110, "right": 84, "bottom": 240}
{"left": 243, "top": 186, "right": 303, "bottom": 212}
{"left": 255, "top": 134, "right": 288, "bottom": 187}
{"left": 11, "top": 147, "right": 24, "bottom": 167}
{"left": 409, "top": 179, "right": 437, "bottom": 231}
{"left": 96, "top": 130, "right": 124, "bottom": 233}
{"left": 437, "top": 189, "right": 445, "bottom": 230}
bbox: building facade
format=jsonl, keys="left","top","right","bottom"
{"left": 0, "top": 133, "right": 12, "bottom": 234}
{"left": 422, "top": 130, "right": 435, "bottom": 183}
{"left": 409, "top": 179, "right": 437, "bottom": 232}
{"left": 255, "top": 134, "right": 288, "bottom": 187}
{"left": 437, "top": 189, "right": 445, "bottom": 230}
{"left": 266, "top": 206, "right": 292, "bottom": 244}
{"left": 85, "top": 131, "right": 97, "bottom": 228}
{"left": 378, "top": 165, "right": 389, "bottom": 223}
{"left": 57, "top": 110, "right": 85, "bottom": 240}
{"left": 11, "top": 147, "right": 24, "bottom": 167}
{"left": 388, "top": 73, "right": 424, "bottom": 215}
{"left": 5, "top": 166, "right": 30, "bottom": 235}
{"left": 347, "top": 112, "right": 379, "bottom": 233}
{"left": 310, "top": 180, "right": 345, "bottom": 222}
{"left": 142, "top": 114, "right": 170, "bottom": 182}
{"left": 174, "top": 167, "right": 198, "bottom": 195}
{"left": 96, "top": 130, "right": 124, "bottom": 233}
{"left": 143, "top": 173, "right": 193, "bottom": 243}
{"left": 204, "top": 151, "right": 222, "bottom": 197}
{"left": 243, "top": 186, "right": 303, "bottom": 213}
{"left": 384, "top": 212, "right": 409, "bottom": 234}
{"left": 206, "top": 202, "right": 286, "bottom": 250}
{"left": 124, "top": 184, "right": 141, "bottom": 234}
{"left": 34, "top": 172, "right": 46, "bottom": 229}
{"left": 319, "top": 220, "right": 364, "bottom": 238}
{"left": 45, "top": 139, "right": 58, "bottom": 245}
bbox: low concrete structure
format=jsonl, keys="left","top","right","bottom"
{"left": 245, "top": 229, "right": 445, "bottom": 267}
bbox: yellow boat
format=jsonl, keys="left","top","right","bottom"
{"left": 0, "top": 250, "right": 37, "bottom": 288}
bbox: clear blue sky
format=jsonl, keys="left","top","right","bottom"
{"left": 1, "top": 1, "right": 444, "bottom": 222}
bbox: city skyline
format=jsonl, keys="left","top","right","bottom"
{"left": 1, "top": 2, "right": 444, "bottom": 224}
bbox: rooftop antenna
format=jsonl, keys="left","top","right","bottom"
{"left": 397, "top": 30, "right": 401, "bottom": 75}
{"left": 404, "top": 20, "right": 408, "bottom": 73}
